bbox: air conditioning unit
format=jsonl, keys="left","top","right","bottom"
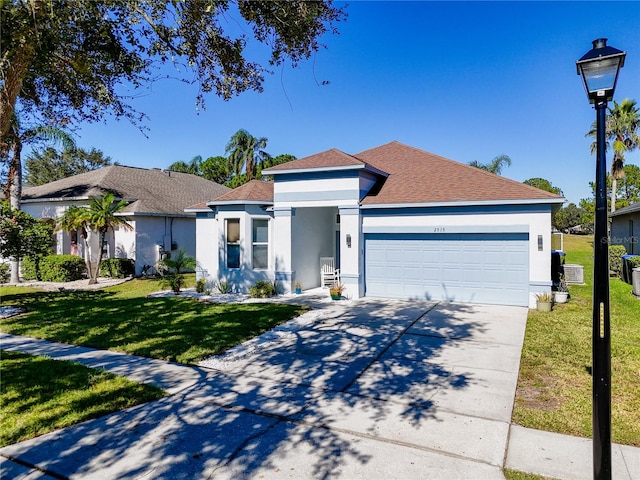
{"left": 563, "top": 264, "right": 585, "bottom": 284}
{"left": 632, "top": 268, "right": 640, "bottom": 297}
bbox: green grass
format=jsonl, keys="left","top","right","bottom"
{"left": 513, "top": 235, "right": 640, "bottom": 446}
{"left": 0, "top": 350, "right": 165, "bottom": 447}
{"left": 503, "top": 469, "right": 552, "bottom": 480}
{"left": 0, "top": 278, "right": 309, "bottom": 364}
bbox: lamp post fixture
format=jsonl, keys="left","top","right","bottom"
{"left": 576, "top": 38, "right": 626, "bottom": 480}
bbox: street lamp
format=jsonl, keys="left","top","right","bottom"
{"left": 576, "top": 38, "right": 625, "bottom": 480}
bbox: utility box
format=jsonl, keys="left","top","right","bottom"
{"left": 563, "top": 264, "right": 585, "bottom": 284}
{"left": 632, "top": 268, "right": 640, "bottom": 297}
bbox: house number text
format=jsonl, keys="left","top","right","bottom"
{"left": 433, "top": 227, "right": 445, "bottom": 233}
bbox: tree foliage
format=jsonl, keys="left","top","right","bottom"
{"left": 167, "top": 156, "right": 203, "bottom": 176}
{"left": 1, "top": 1, "right": 345, "bottom": 149}
{"left": 523, "top": 177, "right": 563, "bottom": 196}
{"left": 580, "top": 164, "right": 640, "bottom": 215}
{"left": 58, "top": 193, "right": 131, "bottom": 284}
{"left": 169, "top": 132, "right": 297, "bottom": 188}
{"left": 201, "top": 156, "right": 232, "bottom": 184}
{"left": 25, "top": 147, "right": 113, "bottom": 186}
{"left": 553, "top": 203, "right": 587, "bottom": 232}
{"left": 468, "top": 154, "right": 512, "bottom": 175}
{"left": 225, "top": 129, "right": 271, "bottom": 181}
{"left": 586, "top": 98, "right": 640, "bottom": 212}
{"left": 0, "top": 200, "right": 54, "bottom": 264}
{"left": 1, "top": 112, "right": 75, "bottom": 207}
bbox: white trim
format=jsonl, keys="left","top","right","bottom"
{"left": 116, "top": 212, "right": 193, "bottom": 218}
{"left": 360, "top": 198, "right": 564, "bottom": 209}
{"left": 184, "top": 207, "right": 212, "bottom": 213}
{"left": 207, "top": 200, "right": 273, "bottom": 207}
{"left": 263, "top": 164, "right": 389, "bottom": 177}
{"left": 363, "top": 225, "right": 530, "bottom": 234}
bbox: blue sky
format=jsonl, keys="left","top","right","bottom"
{"left": 71, "top": 1, "right": 640, "bottom": 205}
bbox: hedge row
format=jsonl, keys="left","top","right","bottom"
{"left": 21, "top": 255, "right": 134, "bottom": 282}
{"left": 22, "top": 255, "right": 86, "bottom": 282}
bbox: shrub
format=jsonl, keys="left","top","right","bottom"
{"left": 215, "top": 279, "right": 231, "bottom": 294}
{"left": 196, "top": 278, "right": 207, "bottom": 294}
{"left": 249, "top": 280, "right": 277, "bottom": 298}
{"left": 630, "top": 256, "right": 640, "bottom": 268}
{"left": 161, "top": 273, "right": 186, "bottom": 294}
{"left": 0, "top": 263, "right": 9, "bottom": 283}
{"left": 609, "top": 244, "right": 627, "bottom": 277}
{"left": 100, "top": 258, "right": 135, "bottom": 278}
{"left": 21, "top": 256, "right": 43, "bottom": 280}
{"left": 23, "top": 255, "right": 86, "bottom": 282}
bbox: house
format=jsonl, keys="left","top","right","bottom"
{"left": 21, "top": 165, "right": 230, "bottom": 275}
{"left": 609, "top": 202, "right": 640, "bottom": 255}
{"left": 188, "top": 141, "right": 564, "bottom": 307}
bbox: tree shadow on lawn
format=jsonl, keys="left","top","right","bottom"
{"left": 0, "top": 290, "right": 307, "bottom": 364}
{"left": 0, "top": 299, "right": 519, "bottom": 479}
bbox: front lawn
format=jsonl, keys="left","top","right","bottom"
{"left": 0, "top": 350, "right": 165, "bottom": 447}
{"left": 513, "top": 234, "right": 640, "bottom": 446}
{"left": 0, "top": 278, "right": 309, "bottom": 364}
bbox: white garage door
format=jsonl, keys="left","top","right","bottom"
{"left": 365, "top": 233, "right": 529, "bottom": 306}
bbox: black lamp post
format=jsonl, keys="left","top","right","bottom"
{"left": 576, "top": 38, "right": 626, "bottom": 480}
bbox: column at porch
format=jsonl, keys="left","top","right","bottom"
{"left": 273, "top": 207, "right": 295, "bottom": 293}
{"left": 338, "top": 206, "right": 362, "bottom": 299}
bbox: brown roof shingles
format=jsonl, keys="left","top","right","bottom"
{"left": 208, "top": 180, "right": 274, "bottom": 204}
{"left": 356, "top": 142, "right": 562, "bottom": 205}
{"left": 195, "top": 141, "right": 563, "bottom": 208}
{"left": 263, "top": 148, "right": 364, "bottom": 172}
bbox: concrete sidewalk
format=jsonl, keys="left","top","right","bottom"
{"left": 1, "top": 300, "right": 639, "bottom": 479}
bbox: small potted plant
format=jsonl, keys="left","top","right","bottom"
{"left": 553, "top": 274, "right": 569, "bottom": 304}
{"left": 535, "top": 292, "right": 553, "bottom": 312}
{"left": 329, "top": 282, "right": 346, "bottom": 300}
{"left": 294, "top": 281, "right": 302, "bottom": 294}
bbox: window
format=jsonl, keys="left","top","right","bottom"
{"left": 226, "top": 219, "right": 240, "bottom": 269}
{"left": 252, "top": 219, "right": 269, "bottom": 269}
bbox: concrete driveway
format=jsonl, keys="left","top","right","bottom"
{"left": 1, "top": 299, "right": 528, "bottom": 479}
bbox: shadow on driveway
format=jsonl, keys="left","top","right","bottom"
{"left": 1, "top": 300, "right": 527, "bottom": 479}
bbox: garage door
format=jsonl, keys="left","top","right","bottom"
{"left": 365, "top": 233, "right": 529, "bottom": 306}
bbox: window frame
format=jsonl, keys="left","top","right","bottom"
{"left": 251, "top": 218, "right": 269, "bottom": 270}
{"left": 226, "top": 218, "right": 241, "bottom": 269}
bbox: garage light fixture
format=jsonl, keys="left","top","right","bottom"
{"left": 577, "top": 37, "right": 625, "bottom": 480}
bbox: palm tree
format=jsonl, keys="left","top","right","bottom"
{"left": 167, "top": 155, "right": 203, "bottom": 175}
{"left": 3, "top": 113, "right": 75, "bottom": 282}
{"left": 158, "top": 248, "right": 196, "bottom": 294}
{"left": 587, "top": 98, "right": 640, "bottom": 212}
{"left": 468, "top": 154, "right": 512, "bottom": 175}
{"left": 3, "top": 113, "right": 76, "bottom": 209}
{"left": 58, "top": 205, "right": 93, "bottom": 280}
{"left": 225, "top": 129, "right": 271, "bottom": 181}
{"left": 58, "top": 193, "right": 131, "bottom": 284}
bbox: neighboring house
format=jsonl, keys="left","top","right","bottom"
{"left": 188, "top": 141, "right": 564, "bottom": 307}
{"left": 21, "top": 165, "right": 230, "bottom": 275}
{"left": 609, "top": 203, "right": 640, "bottom": 255}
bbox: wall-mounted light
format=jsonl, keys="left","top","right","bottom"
{"left": 346, "top": 234, "right": 352, "bottom": 248}
{"left": 538, "top": 235, "right": 543, "bottom": 251}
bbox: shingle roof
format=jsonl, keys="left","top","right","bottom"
{"left": 609, "top": 202, "right": 640, "bottom": 217}
{"left": 197, "top": 141, "right": 563, "bottom": 208}
{"left": 356, "top": 142, "right": 562, "bottom": 205}
{"left": 21, "top": 165, "right": 230, "bottom": 215}
{"left": 207, "top": 180, "right": 274, "bottom": 204}
{"left": 263, "top": 148, "right": 364, "bottom": 172}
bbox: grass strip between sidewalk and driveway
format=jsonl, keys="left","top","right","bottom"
{"left": 0, "top": 278, "right": 309, "bottom": 364}
{"left": 0, "top": 350, "right": 165, "bottom": 447}
{"left": 513, "top": 234, "right": 640, "bottom": 447}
